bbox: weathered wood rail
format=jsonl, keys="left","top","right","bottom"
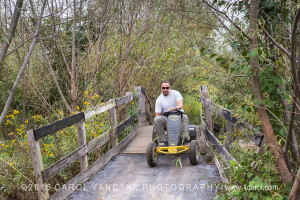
{"left": 199, "top": 86, "right": 266, "bottom": 181}
{"left": 27, "top": 86, "right": 152, "bottom": 200}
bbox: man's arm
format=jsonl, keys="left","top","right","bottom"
{"left": 155, "top": 113, "right": 161, "bottom": 117}
{"left": 170, "top": 99, "right": 183, "bottom": 111}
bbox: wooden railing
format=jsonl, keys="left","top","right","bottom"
{"left": 199, "top": 86, "right": 266, "bottom": 182}
{"left": 27, "top": 86, "right": 152, "bottom": 200}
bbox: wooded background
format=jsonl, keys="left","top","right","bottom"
{"left": 1, "top": 0, "right": 300, "bottom": 199}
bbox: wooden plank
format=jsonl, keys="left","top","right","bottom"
{"left": 115, "top": 93, "right": 133, "bottom": 107}
{"left": 123, "top": 125, "right": 152, "bottom": 153}
{"left": 201, "top": 118, "right": 239, "bottom": 166}
{"left": 135, "top": 86, "right": 148, "bottom": 126}
{"left": 42, "top": 144, "right": 88, "bottom": 182}
{"left": 77, "top": 121, "right": 88, "bottom": 172}
{"left": 84, "top": 99, "right": 116, "bottom": 119}
{"left": 214, "top": 153, "right": 229, "bottom": 183}
{"left": 87, "top": 130, "right": 111, "bottom": 153}
{"left": 200, "top": 86, "right": 214, "bottom": 132}
{"left": 115, "top": 114, "right": 137, "bottom": 136}
{"left": 109, "top": 107, "right": 118, "bottom": 147}
{"left": 43, "top": 130, "right": 111, "bottom": 182}
{"left": 27, "top": 130, "right": 49, "bottom": 200}
{"left": 199, "top": 86, "right": 264, "bottom": 146}
{"left": 48, "top": 124, "right": 140, "bottom": 200}
{"left": 34, "top": 112, "right": 85, "bottom": 141}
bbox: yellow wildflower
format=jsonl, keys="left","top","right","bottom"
{"left": 57, "top": 110, "right": 63, "bottom": 116}
{"left": 10, "top": 162, "right": 14, "bottom": 165}
{"left": 10, "top": 132, "right": 14, "bottom": 135}
{"left": 13, "top": 110, "right": 19, "bottom": 115}
{"left": 11, "top": 140, "right": 15, "bottom": 143}
{"left": 92, "top": 94, "right": 100, "bottom": 99}
{"left": 81, "top": 109, "right": 85, "bottom": 111}
{"left": 49, "top": 153, "right": 53, "bottom": 157}
{"left": 76, "top": 106, "right": 80, "bottom": 110}
{"left": 84, "top": 101, "right": 90, "bottom": 106}
{"left": 1, "top": 144, "right": 4, "bottom": 147}
{"left": 24, "top": 135, "right": 27, "bottom": 138}
{"left": 25, "top": 120, "right": 29, "bottom": 124}
{"left": 5, "top": 145, "right": 9, "bottom": 148}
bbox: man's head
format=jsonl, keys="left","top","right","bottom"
{"left": 161, "top": 80, "right": 171, "bottom": 96}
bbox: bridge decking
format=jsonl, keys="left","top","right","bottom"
{"left": 67, "top": 125, "right": 220, "bottom": 200}
{"left": 67, "top": 154, "right": 220, "bottom": 200}
{"left": 122, "top": 125, "right": 153, "bottom": 153}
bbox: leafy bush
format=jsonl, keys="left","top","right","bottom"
{"left": 183, "top": 94, "right": 202, "bottom": 125}
{"left": 214, "top": 141, "right": 290, "bottom": 200}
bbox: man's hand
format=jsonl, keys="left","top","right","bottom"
{"left": 169, "top": 107, "right": 177, "bottom": 112}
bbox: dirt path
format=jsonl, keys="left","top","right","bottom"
{"left": 67, "top": 154, "right": 220, "bottom": 200}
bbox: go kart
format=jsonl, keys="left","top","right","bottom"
{"left": 146, "top": 109, "right": 204, "bottom": 167}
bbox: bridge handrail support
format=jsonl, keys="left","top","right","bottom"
{"left": 199, "top": 86, "right": 265, "bottom": 151}
{"left": 199, "top": 86, "right": 267, "bottom": 183}
{"left": 27, "top": 86, "right": 150, "bottom": 200}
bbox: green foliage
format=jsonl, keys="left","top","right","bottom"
{"left": 183, "top": 94, "right": 202, "bottom": 125}
{"left": 214, "top": 142, "right": 290, "bottom": 200}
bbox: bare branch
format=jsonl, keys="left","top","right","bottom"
{"left": 0, "top": 0, "right": 47, "bottom": 127}
{"left": 259, "top": 24, "right": 291, "bottom": 58}
{"left": 0, "top": 0, "right": 24, "bottom": 73}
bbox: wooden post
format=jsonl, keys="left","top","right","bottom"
{"left": 134, "top": 86, "right": 148, "bottom": 126}
{"left": 201, "top": 86, "right": 214, "bottom": 133}
{"left": 225, "top": 122, "right": 234, "bottom": 151}
{"left": 109, "top": 106, "right": 118, "bottom": 147}
{"left": 27, "top": 130, "right": 49, "bottom": 200}
{"left": 77, "top": 121, "right": 88, "bottom": 171}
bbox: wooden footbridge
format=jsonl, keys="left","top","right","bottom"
{"left": 27, "top": 86, "right": 265, "bottom": 200}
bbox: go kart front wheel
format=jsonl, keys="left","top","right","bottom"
{"left": 189, "top": 140, "right": 200, "bottom": 165}
{"left": 146, "top": 142, "right": 158, "bottom": 167}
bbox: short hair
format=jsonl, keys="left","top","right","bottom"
{"left": 161, "top": 80, "right": 171, "bottom": 86}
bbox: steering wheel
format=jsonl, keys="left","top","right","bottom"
{"left": 163, "top": 109, "right": 183, "bottom": 117}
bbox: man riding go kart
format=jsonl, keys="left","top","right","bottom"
{"left": 146, "top": 81, "right": 200, "bottom": 167}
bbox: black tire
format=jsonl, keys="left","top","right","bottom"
{"left": 189, "top": 140, "right": 200, "bottom": 165}
{"left": 146, "top": 142, "right": 158, "bottom": 167}
{"left": 189, "top": 125, "right": 197, "bottom": 141}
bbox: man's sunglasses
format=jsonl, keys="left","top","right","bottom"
{"left": 161, "top": 87, "right": 170, "bottom": 89}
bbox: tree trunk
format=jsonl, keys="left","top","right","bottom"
{"left": 289, "top": 8, "right": 300, "bottom": 200}
{"left": 249, "top": 0, "right": 292, "bottom": 184}
{"left": 0, "top": 0, "right": 23, "bottom": 73}
{"left": 71, "top": 0, "right": 77, "bottom": 112}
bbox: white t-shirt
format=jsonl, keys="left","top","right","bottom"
{"left": 155, "top": 90, "right": 184, "bottom": 114}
